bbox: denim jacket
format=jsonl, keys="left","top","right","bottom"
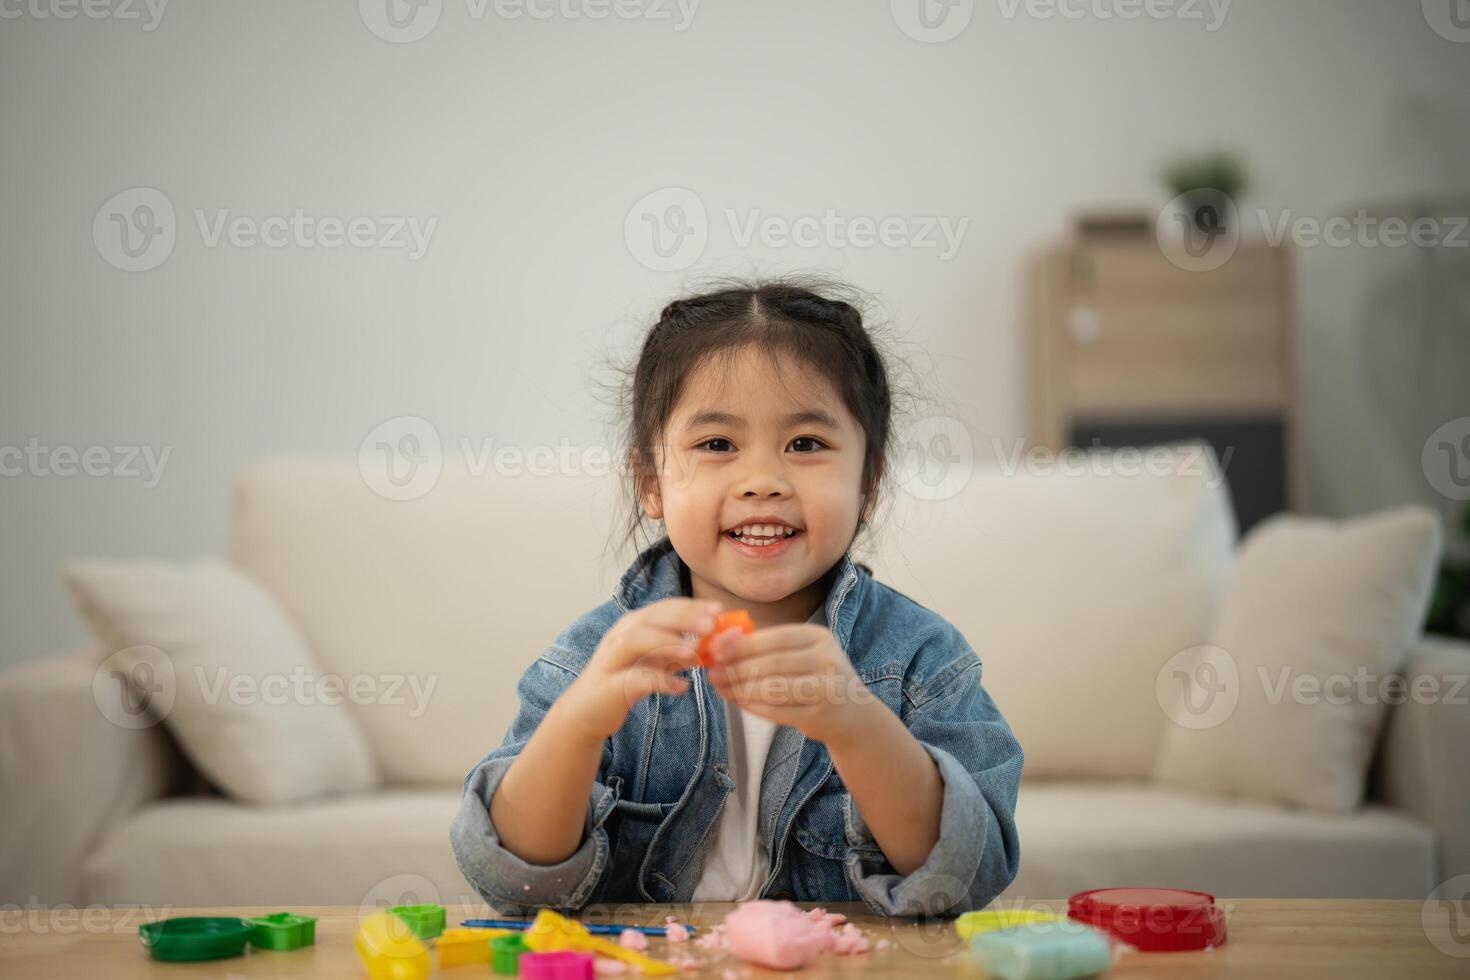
{"left": 450, "top": 535, "right": 1023, "bottom": 917}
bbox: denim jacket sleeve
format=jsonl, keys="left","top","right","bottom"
{"left": 449, "top": 650, "right": 618, "bottom": 915}
{"left": 844, "top": 622, "right": 1023, "bottom": 916}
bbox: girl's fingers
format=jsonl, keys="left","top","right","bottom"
{"left": 709, "top": 651, "right": 817, "bottom": 687}
{"left": 640, "top": 597, "right": 724, "bottom": 636}
{"left": 620, "top": 665, "right": 691, "bottom": 704}
{"left": 608, "top": 626, "right": 700, "bottom": 670}
{"left": 631, "top": 644, "right": 702, "bottom": 673}
{"left": 711, "top": 624, "right": 821, "bottom": 663}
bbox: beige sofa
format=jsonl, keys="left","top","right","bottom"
{"left": 3, "top": 453, "right": 1466, "bottom": 909}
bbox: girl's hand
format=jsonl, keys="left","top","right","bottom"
{"left": 560, "top": 597, "right": 722, "bottom": 741}
{"left": 706, "top": 624, "right": 876, "bottom": 745}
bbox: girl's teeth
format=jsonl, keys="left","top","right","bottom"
{"left": 731, "top": 525, "right": 797, "bottom": 545}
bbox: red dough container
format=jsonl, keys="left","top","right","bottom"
{"left": 1067, "top": 887, "right": 1228, "bottom": 952}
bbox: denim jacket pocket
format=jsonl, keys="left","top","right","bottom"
{"left": 599, "top": 795, "right": 676, "bottom": 898}
{"left": 792, "top": 770, "right": 850, "bottom": 861}
{"left": 607, "top": 798, "right": 675, "bottom": 851}
{"left": 790, "top": 769, "right": 864, "bottom": 901}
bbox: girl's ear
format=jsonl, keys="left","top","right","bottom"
{"left": 641, "top": 484, "right": 663, "bottom": 521}
{"left": 632, "top": 448, "right": 663, "bottom": 520}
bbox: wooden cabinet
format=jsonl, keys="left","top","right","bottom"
{"left": 1026, "top": 239, "right": 1297, "bottom": 532}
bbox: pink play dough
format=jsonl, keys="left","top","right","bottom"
{"left": 806, "top": 907, "right": 848, "bottom": 930}
{"left": 722, "top": 900, "right": 834, "bottom": 970}
{"left": 830, "top": 923, "right": 870, "bottom": 954}
{"left": 618, "top": 928, "right": 649, "bottom": 951}
{"left": 694, "top": 924, "right": 727, "bottom": 952}
{"left": 662, "top": 916, "right": 689, "bottom": 944}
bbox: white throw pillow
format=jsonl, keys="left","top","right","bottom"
{"left": 869, "top": 443, "right": 1237, "bottom": 780}
{"left": 1153, "top": 508, "right": 1441, "bottom": 812}
{"left": 64, "top": 559, "right": 379, "bottom": 804}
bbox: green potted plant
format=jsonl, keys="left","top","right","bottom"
{"left": 1161, "top": 150, "right": 1250, "bottom": 233}
{"left": 1427, "top": 503, "right": 1470, "bottom": 640}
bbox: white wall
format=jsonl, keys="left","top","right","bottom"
{"left": 3, "top": 0, "right": 1468, "bottom": 667}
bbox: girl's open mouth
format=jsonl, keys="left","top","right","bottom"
{"left": 724, "top": 525, "right": 802, "bottom": 559}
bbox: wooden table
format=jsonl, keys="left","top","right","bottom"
{"left": 1, "top": 899, "right": 1466, "bottom": 978}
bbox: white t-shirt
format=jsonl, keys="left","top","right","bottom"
{"left": 691, "top": 602, "right": 825, "bottom": 902}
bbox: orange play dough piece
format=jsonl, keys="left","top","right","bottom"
{"left": 697, "top": 609, "right": 754, "bottom": 666}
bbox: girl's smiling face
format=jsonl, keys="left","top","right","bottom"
{"left": 639, "top": 344, "right": 869, "bottom": 625}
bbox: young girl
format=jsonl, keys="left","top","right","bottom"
{"left": 451, "top": 278, "right": 1022, "bottom": 917}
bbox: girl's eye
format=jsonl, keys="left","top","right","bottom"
{"left": 696, "top": 437, "right": 825, "bottom": 453}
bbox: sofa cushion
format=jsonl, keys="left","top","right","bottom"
{"left": 81, "top": 782, "right": 1436, "bottom": 907}
{"left": 1153, "top": 508, "right": 1441, "bottom": 812}
{"left": 63, "top": 558, "right": 378, "bottom": 804}
{"left": 234, "top": 447, "right": 1235, "bottom": 786}
{"left": 232, "top": 460, "right": 628, "bottom": 786}
{"left": 866, "top": 444, "right": 1236, "bottom": 779}
{"left": 82, "top": 790, "right": 475, "bottom": 908}
{"left": 1003, "top": 783, "right": 1435, "bottom": 901}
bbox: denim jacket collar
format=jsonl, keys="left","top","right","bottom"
{"left": 611, "top": 535, "right": 868, "bottom": 651}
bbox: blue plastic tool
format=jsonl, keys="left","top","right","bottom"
{"left": 461, "top": 918, "right": 694, "bottom": 937}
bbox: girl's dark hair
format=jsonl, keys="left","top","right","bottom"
{"left": 607, "top": 275, "right": 910, "bottom": 560}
